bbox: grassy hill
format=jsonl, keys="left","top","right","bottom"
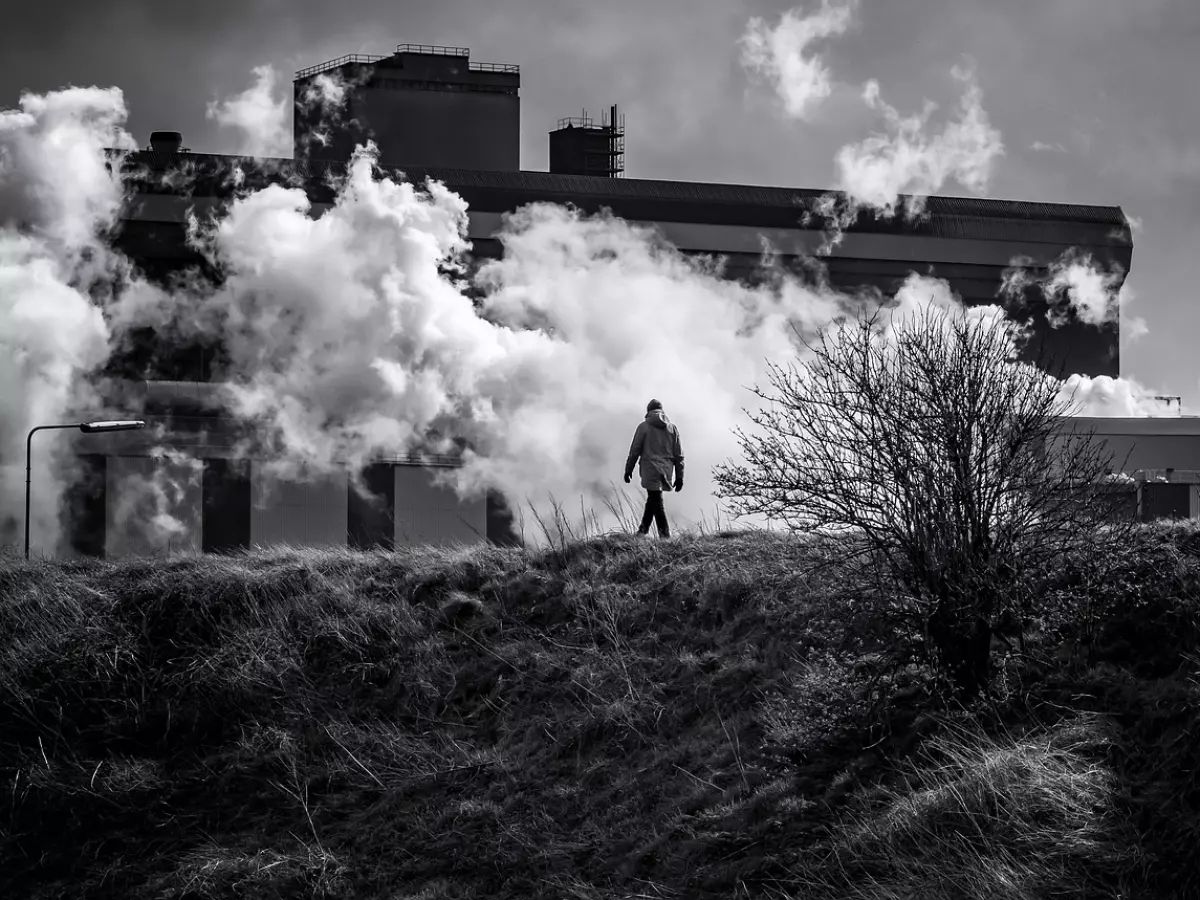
{"left": 2, "top": 525, "right": 1200, "bottom": 899}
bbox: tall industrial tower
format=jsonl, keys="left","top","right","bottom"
{"left": 293, "top": 44, "right": 521, "bottom": 171}
{"left": 548, "top": 106, "right": 626, "bottom": 177}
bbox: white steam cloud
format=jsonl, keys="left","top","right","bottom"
{"left": 1062, "top": 374, "right": 1180, "bottom": 418}
{"left": 298, "top": 73, "right": 346, "bottom": 150}
{"left": 1044, "top": 251, "right": 1122, "bottom": 329}
{"left": 835, "top": 65, "right": 1004, "bottom": 215}
{"left": 740, "top": 0, "right": 859, "bottom": 120}
{"left": 170, "top": 145, "right": 852, "bottom": 530}
{"left": 107, "top": 449, "right": 204, "bottom": 556}
{"left": 0, "top": 87, "right": 136, "bottom": 555}
{"left": 999, "top": 250, "right": 1147, "bottom": 345}
{"left": 295, "top": 68, "right": 371, "bottom": 155}
{"left": 206, "top": 65, "right": 290, "bottom": 158}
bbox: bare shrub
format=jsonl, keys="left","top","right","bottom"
{"left": 714, "top": 301, "right": 1133, "bottom": 701}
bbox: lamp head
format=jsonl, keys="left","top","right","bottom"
{"left": 79, "top": 420, "right": 146, "bottom": 434}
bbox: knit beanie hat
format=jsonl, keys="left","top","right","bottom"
{"left": 647, "top": 399, "right": 663, "bottom": 413}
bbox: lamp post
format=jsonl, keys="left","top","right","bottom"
{"left": 24, "top": 420, "right": 146, "bottom": 560}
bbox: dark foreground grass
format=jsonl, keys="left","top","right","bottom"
{"left": 2, "top": 525, "right": 1200, "bottom": 898}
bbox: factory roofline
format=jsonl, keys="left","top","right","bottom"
{"left": 110, "top": 149, "right": 1133, "bottom": 243}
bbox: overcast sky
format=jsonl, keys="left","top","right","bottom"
{"left": 3, "top": 0, "right": 1197, "bottom": 402}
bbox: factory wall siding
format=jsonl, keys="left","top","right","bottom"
{"left": 201, "top": 458, "right": 251, "bottom": 553}
{"left": 1072, "top": 433, "right": 1200, "bottom": 473}
{"left": 78, "top": 453, "right": 498, "bottom": 556}
{"left": 250, "top": 464, "right": 349, "bottom": 549}
{"left": 353, "top": 89, "right": 520, "bottom": 172}
{"left": 394, "top": 465, "right": 488, "bottom": 549}
{"left": 122, "top": 198, "right": 1126, "bottom": 272}
{"left": 485, "top": 489, "right": 523, "bottom": 547}
{"left": 63, "top": 454, "right": 107, "bottom": 559}
{"left": 1142, "top": 483, "right": 1193, "bottom": 521}
{"left": 347, "top": 463, "right": 396, "bottom": 550}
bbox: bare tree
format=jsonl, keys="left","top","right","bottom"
{"left": 714, "top": 301, "right": 1132, "bottom": 701}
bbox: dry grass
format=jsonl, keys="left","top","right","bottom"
{"left": 2, "top": 522, "right": 1199, "bottom": 898}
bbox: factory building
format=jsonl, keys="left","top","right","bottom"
{"left": 42, "top": 42, "right": 1143, "bottom": 559}
{"left": 1053, "top": 417, "right": 1200, "bottom": 522}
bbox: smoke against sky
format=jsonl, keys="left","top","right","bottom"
{"left": 739, "top": 0, "right": 859, "bottom": 121}
{"left": 834, "top": 64, "right": 1005, "bottom": 214}
{"left": 205, "top": 65, "right": 290, "bottom": 158}
{"left": 737, "top": 3, "right": 1003, "bottom": 215}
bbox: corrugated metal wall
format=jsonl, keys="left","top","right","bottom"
{"left": 394, "top": 465, "right": 487, "bottom": 549}
{"left": 105, "top": 455, "right": 202, "bottom": 557}
{"left": 62, "top": 455, "right": 106, "bottom": 559}
{"left": 1082, "top": 432, "right": 1200, "bottom": 472}
{"left": 347, "top": 463, "right": 396, "bottom": 550}
{"left": 1141, "top": 482, "right": 1192, "bottom": 521}
{"left": 202, "top": 458, "right": 251, "bottom": 553}
{"left": 69, "top": 455, "right": 500, "bottom": 556}
{"left": 250, "top": 465, "right": 349, "bottom": 549}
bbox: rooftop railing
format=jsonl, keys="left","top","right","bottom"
{"left": 556, "top": 115, "right": 620, "bottom": 130}
{"left": 396, "top": 43, "right": 469, "bottom": 57}
{"left": 469, "top": 61, "right": 521, "bottom": 74}
{"left": 295, "top": 54, "right": 386, "bottom": 79}
{"left": 297, "top": 49, "right": 520, "bottom": 80}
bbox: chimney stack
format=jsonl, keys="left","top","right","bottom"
{"left": 149, "top": 131, "right": 183, "bottom": 153}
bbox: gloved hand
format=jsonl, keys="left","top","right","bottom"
{"left": 674, "top": 480, "right": 683, "bottom": 492}
{"left": 623, "top": 473, "right": 632, "bottom": 484}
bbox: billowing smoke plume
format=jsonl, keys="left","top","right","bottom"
{"left": 1062, "top": 374, "right": 1180, "bottom": 417}
{"left": 740, "top": 0, "right": 859, "bottom": 120}
{"left": 163, "top": 145, "right": 852, "bottom": 532}
{"left": 835, "top": 64, "right": 1004, "bottom": 216}
{"left": 107, "top": 448, "right": 204, "bottom": 556}
{"left": 1044, "top": 250, "right": 1123, "bottom": 328}
{"left": 888, "top": 274, "right": 1025, "bottom": 349}
{"left": 1000, "top": 250, "right": 1148, "bottom": 345}
{"left": 297, "top": 73, "right": 346, "bottom": 151}
{"left": 303, "top": 73, "right": 348, "bottom": 117}
{"left": 0, "top": 87, "right": 136, "bottom": 555}
{"left": 295, "top": 66, "right": 372, "bottom": 156}
{"left": 206, "top": 65, "right": 290, "bottom": 158}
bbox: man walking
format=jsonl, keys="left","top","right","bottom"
{"left": 624, "top": 399, "right": 684, "bottom": 537}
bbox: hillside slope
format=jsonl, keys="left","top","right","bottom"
{"left": 2, "top": 527, "right": 1200, "bottom": 899}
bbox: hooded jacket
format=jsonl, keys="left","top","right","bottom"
{"left": 625, "top": 409, "right": 685, "bottom": 491}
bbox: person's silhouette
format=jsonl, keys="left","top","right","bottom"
{"left": 623, "top": 399, "right": 684, "bottom": 537}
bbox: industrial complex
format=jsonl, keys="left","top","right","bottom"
{"left": 38, "top": 42, "right": 1199, "bottom": 558}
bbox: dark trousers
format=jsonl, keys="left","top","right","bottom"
{"left": 638, "top": 490, "right": 669, "bottom": 537}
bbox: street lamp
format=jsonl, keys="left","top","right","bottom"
{"left": 25, "top": 420, "right": 146, "bottom": 560}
